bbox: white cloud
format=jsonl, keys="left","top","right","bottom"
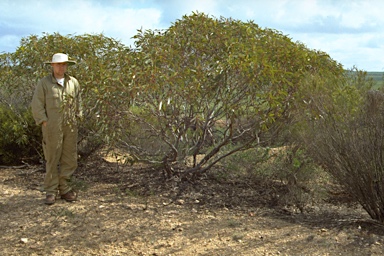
{"left": 0, "top": 0, "right": 162, "bottom": 48}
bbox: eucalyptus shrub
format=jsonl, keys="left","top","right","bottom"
{"left": 125, "top": 12, "right": 345, "bottom": 178}
{"left": 0, "top": 33, "right": 132, "bottom": 163}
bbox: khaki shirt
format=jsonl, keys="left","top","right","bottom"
{"left": 31, "top": 73, "right": 82, "bottom": 127}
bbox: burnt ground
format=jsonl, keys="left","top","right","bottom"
{"left": 1, "top": 155, "right": 384, "bottom": 256}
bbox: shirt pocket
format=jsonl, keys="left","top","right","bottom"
{"left": 46, "top": 91, "right": 61, "bottom": 110}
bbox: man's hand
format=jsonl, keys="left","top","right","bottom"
{"left": 42, "top": 121, "right": 47, "bottom": 127}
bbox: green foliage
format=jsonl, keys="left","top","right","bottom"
{"left": 124, "top": 12, "right": 345, "bottom": 177}
{"left": 0, "top": 103, "right": 41, "bottom": 164}
{"left": 0, "top": 52, "right": 42, "bottom": 164}
{"left": 221, "top": 145, "right": 325, "bottom": 212}
{"left": 366, "top": 71, "right": 384, "bottom": 89}
{"left": 296, "top": 68, "right": 384, "bottom": 222}
{"left": 0, "top": 33, "right": 132, "bottom": 163}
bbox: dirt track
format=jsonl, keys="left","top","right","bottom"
{"left": 1, "top": 158, "right": 384, "bottom": 255}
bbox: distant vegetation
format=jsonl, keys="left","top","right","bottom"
{"left": 366, "top": 72, "right": 384, "bottom": 88}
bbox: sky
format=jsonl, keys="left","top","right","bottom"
{"left": 1, "top": 0, "right": 384, "bottom": 71}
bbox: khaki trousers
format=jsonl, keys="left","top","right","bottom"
{"left": 42, "top": 123, "right": 78, "bottom": 195}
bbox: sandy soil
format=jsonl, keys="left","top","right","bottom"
{"left": 1, "top": 157, "right": 384, "bottom": 256}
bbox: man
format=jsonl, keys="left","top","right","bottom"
{"left": 31, "top": 53, "right": 82, "bottom": 205}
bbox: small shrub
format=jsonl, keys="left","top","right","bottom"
{"left": 0, "top": 105, "right": 41, "bottom": 165}
{"left": 221, "top": 145, "right": 327, "bottom": 212}
{"left": 305, "top": 90, "right": 384, "bottom": 222}
{"left": 70, "top": 177, "right": 89, "bottom": 192}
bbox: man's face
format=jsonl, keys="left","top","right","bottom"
{"left": 51, "top": 62, "right": 67, "bottom": 78}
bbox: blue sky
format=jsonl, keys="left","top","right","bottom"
{"left": 1, "top": 0, "right": 384, "bottom": 71}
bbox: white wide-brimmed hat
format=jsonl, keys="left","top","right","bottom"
{"left": 44, "top": 53, "right": 76, "bottom": 65}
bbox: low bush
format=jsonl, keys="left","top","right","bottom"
{"left": 220, "top": 145, "right": 327, "bottom": 212}
{"left": 0, "top": 105, "right": 41, "bottom": 165}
